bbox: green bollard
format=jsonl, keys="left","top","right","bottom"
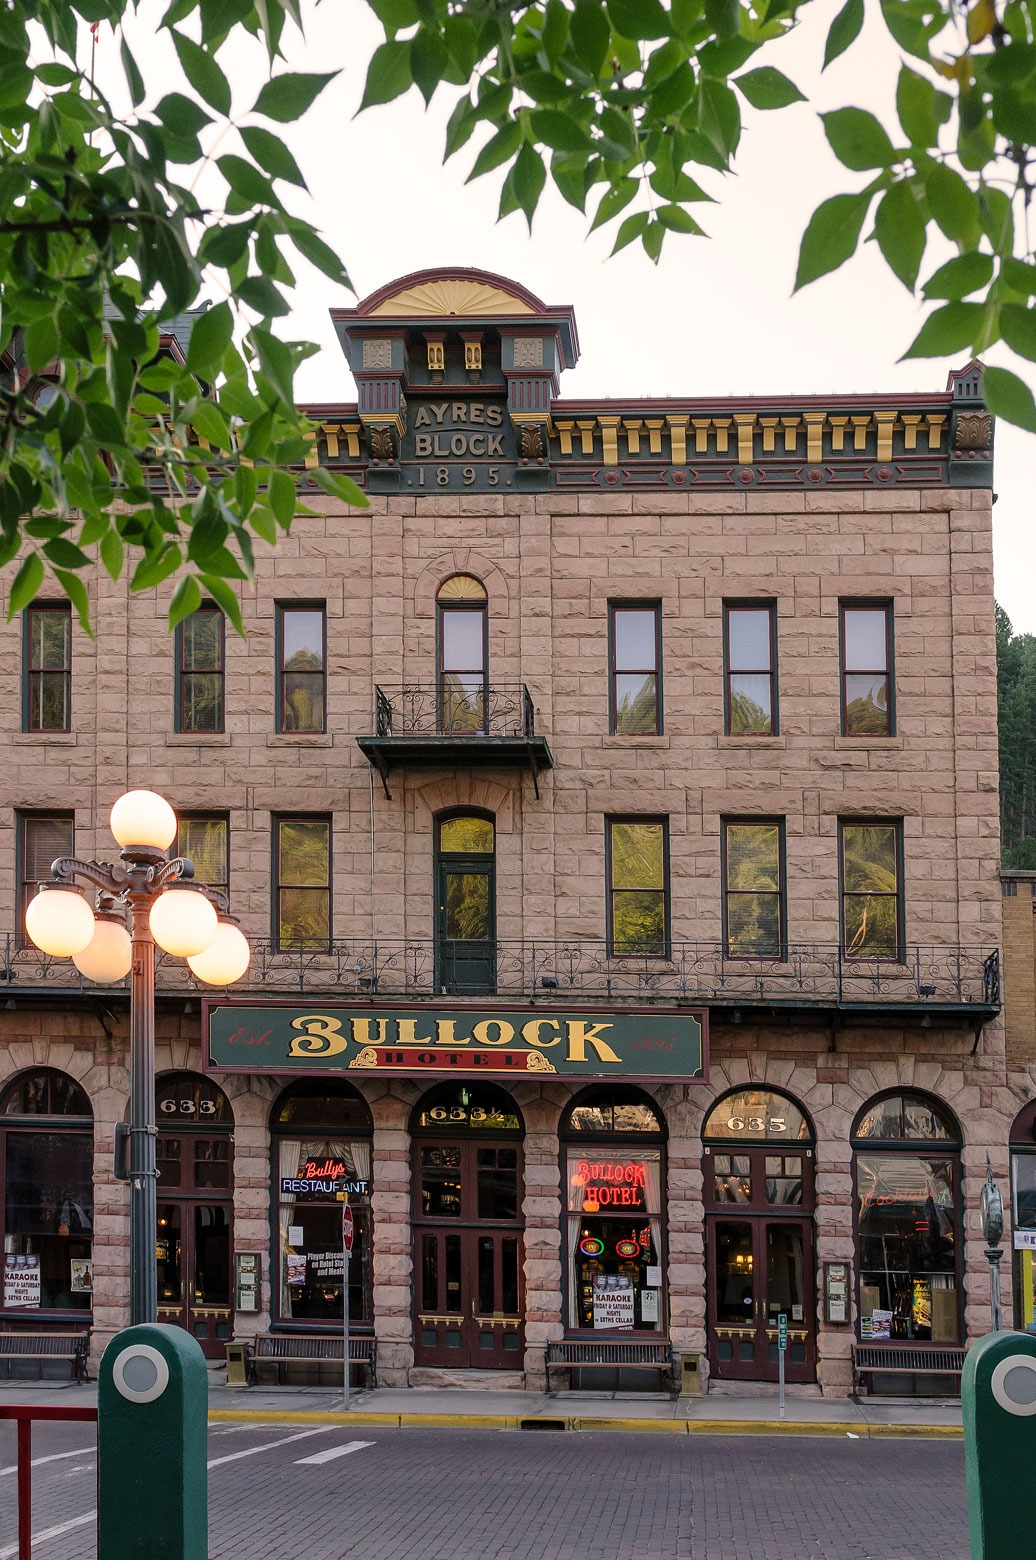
{"left": 963, "top": 1330, "right": 1036, "bottom": 1558}
{"left": 97, "top": 1324, "right": 208, "bottom": 1559}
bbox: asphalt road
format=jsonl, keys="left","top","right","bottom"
{"left": 0, "top": 1420, "right": 969, "bottom": 1560}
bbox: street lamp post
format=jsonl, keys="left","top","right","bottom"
{"left": 980, "top": 1152, "right": 1005, "bottom": 1335}
{"left": 24, "top": 789, "right": 250, "bottom": 1327}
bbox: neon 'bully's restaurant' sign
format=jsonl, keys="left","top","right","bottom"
{"left": 203, "top": 1003, "right": 708, "bottom": 1082}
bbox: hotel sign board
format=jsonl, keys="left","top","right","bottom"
{"left": 203, "top": 1002, "right": 707, "bottom": 1083}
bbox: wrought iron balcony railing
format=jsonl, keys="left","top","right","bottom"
{"left": 0, "top": 937, "right": 1000, "bottom": 1015}
{"left": 373, "top": 682, "right": 535, "bottom": 738}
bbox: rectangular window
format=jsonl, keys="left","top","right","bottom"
{"left": 840, "top": 820, "right": 902, "bottom": 960}
{"left": 724, "top": 603, "right": 776, "bottom": 735}
{"left": 176, "top": 607, "right": 225, "bottom": 733}
{"left": 607, "top": 819, "right": 668, "bottom": 956}
{"left": 176, "top": 816, "right": 228, "bottom": 904}
{"left": 610, "top": 603, "right": 661, "bottom": 734}
{"left": 25, "top": 603, "right": 71, "bottom": 732}
{"left": 275, "top": 816, "right": 331, "bottom": 950}
{"left": 277, "top": 605, "right": 326, "bottom": 733}
{"left": 723, "top": 820, "right": 785, "bottom": 958}
{"left": 841, "top": 602, "right": 893, "bottom": 736}
{"left": 4, "top": 1130, "right": 93, "bottom": 1312}
{"left": 277, "top": 1140, "right": 371, "bottom": 1324}
{"left": 565, "top": 1146, "right": 664, "bottom": 1332}
{"left": 856, "top": 1154, "right": 958, "bottom": 1342}
{"left": 19, "top": 814, "right": 74, "bottom": 940}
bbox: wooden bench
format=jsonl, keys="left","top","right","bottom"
{"left": 546, "top": 1339, "right": 676, "bottom": 1396}
{"left": 0, "top": 1332, "right": 89, "bottom": 1382}
{"left": 248, "top": 1334, "right": 377, "bottom": 1389}
{"left": 851, "top": 1342, "right": 966, "bottom": 1395}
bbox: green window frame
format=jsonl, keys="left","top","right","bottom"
{"left": 722, "top": 819, "right": 786, "bottom": 959}
{"left": 274, "top": 816, "right": 331, "bottom": 951}
{"left": 176, "top": 815, "right": 229, "bottom": 905}
{"left": 609, "top": 603, "right": 662, "bottom": 735}
{"left": 723, "top": 602, "right": 777, "bottom": 736}
{"left": 276, "top": 604, "right": 326, "bottom": 734}
{"left": 24, "top": 602, "right": 71, "bottom": 733}
{"left": 18, "top": 813, "right": 74, "bottom": 944}
{"left": 840, "top": 602, "right": 894, "bottom": 736}
{"left": 176, "top": 607, "right": 225, "bottom": 734}
{"left": 840, "top": 820, "right": 903, "bottom": 961}
{"left": 606, "top": 818, "right": 669, "bottom": 957}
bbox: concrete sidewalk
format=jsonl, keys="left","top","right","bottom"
{"left": 0, "top": 1377, "right": 964, "bottom": 1437}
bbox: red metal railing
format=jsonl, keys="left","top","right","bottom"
{"left": 0, "top": 1405, "right": 97, "bottom": 1560}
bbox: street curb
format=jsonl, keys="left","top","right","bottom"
{"left": 206, "top": 1408, "right": 963, "bottom": 1438}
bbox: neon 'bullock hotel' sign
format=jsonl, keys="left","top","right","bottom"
{"left": 203, "top": 1003, "right": 708, "bottom": 1082}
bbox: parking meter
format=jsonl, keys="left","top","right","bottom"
{"left": 97, "top": 1324, "right": 208, "bottom": 1559}
{"left": 963, "top": 1330, "right": 1036, "bottom": 1558}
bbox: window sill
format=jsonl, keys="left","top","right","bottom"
{"left": 601, "top": 735, "right": 670, "bottom": 749}
{"left": 834, "top": 735, "right": 903, "bottom": 750}
{"left": 718, "top": 735, "right": 786, "bottom": 749}
{"left": 165, "top": 733, "right": 232, "bottom": 746}
{"left": 266, "top": 732, "right": 333, "bottom": 747}
{"left": 11, "top": 732, "right": 77, "bottom": 745}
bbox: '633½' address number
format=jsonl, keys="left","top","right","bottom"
{"left": 412, "top": 465, "right": 504, "bottom": 487}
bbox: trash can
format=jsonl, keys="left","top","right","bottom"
{"left": 680, "top": 1352, "right": 702, "bottom": 1396}
{"left": 224, "top": 1342, "right": 251, "bottom": 1388}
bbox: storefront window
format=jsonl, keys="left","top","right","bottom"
{"left": 852, "top": 1092, "right": 961, "bottom": 1344}
{"left": 1009, "top": 1101, "right": 1036, "bottom": 1332}
{"left": 2, "top": 1070, "right": 93, "bottom": 1313}
{"left": 561, "top": 1087, "right": 666, "bottom": 1334}
{"left": 271, "top": 1082, "right": 373, "bottom": 1327}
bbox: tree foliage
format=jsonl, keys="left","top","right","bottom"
{"left": 361, "top": 0, "right": 1036, "bottom": 429}
{"left": 997, "top": 604, "right": 1036, "bottom": 867}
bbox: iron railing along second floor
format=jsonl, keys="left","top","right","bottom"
{"left": 373, "top": 682, "right": 536, "bottom": 739}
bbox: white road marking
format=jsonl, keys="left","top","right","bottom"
{"left": 0, "top": 1509, "right": 95, "bottom": 1559}
{"left": 206, "top": 1426, "right": 341, "bottom": 1468}
{"left": 0, "top": 1447, "right": 94, "bottom": 1477}
{"left": 294, "top": 1440, "right": 374, "bottom": 1465}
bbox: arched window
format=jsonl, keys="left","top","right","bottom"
{"left": 560, "top": 1086, "right": 666, "bottom": 1335}
{"left": 1, "top": 1069, "right": 92, "bottom": 1316}
{"left": 271, "top": 1082, "right": 373, "bottom": 1330}
{"left": 703, "top": 1088, "right": 813, "bottom": 1145}
{"left": 1007, "top": 1101, "right": 1036, "bottom": 1332}
{"left": 411, "top": 1082, "right": 522, "bottom": 1135}
{"left": 437, "top": 575, "right": 487, "bottom": 734}
{"left": 851, "top": 1091, "right": 962, "bottom": 1348}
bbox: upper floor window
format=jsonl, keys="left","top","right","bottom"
{"left": 723, "top": 820, "right": 785, "bottom": 959}
{"left": 176, "top": 607, "right": 225, "bottom": 733}
{"left": 841, "top": 603, "right": 893, "bottom": 736}
{"left": 437, "top": 575, "right": 487, "bottom": 734}
{"left": 610, "top": 603, "right": 661, "bottom": 735}
{"left": 19, "top": 814, "right": 73, "bottom": 939}
{"left": 24, "top": 602, "right": 71, "bottom": 732}
{"left": 277, "top": 604, "right": 326, "bottom": 733}
{"left": 176, "top": 816, "right": 228, "bottom": 904}
{"left": 724, "top": 603, "right": 776, "bottom": 735}
{"left": 607, "top": 818, "right": 669, "bottom": 957}
{"left": 274, "top": 816, "right": 331, "bottom": 950}
{"left": 840, "top": 820, "right": 902, "bottom": 960}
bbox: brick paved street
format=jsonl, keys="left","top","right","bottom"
{"left": 0, "top": 1421, "right": 969, "bottom": 1560}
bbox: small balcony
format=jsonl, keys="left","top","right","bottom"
{"left": 356, "top": 682, "right": 553, "bottom": 797}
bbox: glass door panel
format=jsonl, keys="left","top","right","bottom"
{"left": 436, "top": 862, "right": 496, "bottom": 995}
{"left": 711, "top": 1219, "right": 761, "bottom": 1377}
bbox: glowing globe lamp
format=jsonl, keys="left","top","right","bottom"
{"left": 187, "top": 920, "right": 250, "bottom": 986}
{"left": 110, "top": 790, "right": 177, "bottom": 851}
{"left": 25, "top": 887, "right": 96, "bottom": 957}
{"left": 149, "top": 888, "right": 218, "bottom": 958}
{"left": 73, "top": 915, "right": 132, "bottom": 983}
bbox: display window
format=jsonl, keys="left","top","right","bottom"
{"left": 851, "top": 1091, "right": 961, "bottom": 1344}
{"left": 560, "top": 1086, "right": 666, "bottom": 1334}
{"left": 1009, "top": 1101, "right": 1036, "bottom": 1332}
{"left": 271, "top": 1082, "right": 373, "bottom": 1328}
{"left": 1, "top": 1069, "right": 93, "bottom": 1314}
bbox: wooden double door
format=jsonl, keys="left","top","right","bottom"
{"left": 413, "top": 1138, "right": 524, "bottom": 1368}
{"left": 155, "top": 1129, "right": 233, "bottom": 1359}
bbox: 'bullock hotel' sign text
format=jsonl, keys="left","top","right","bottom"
{"left": 203, "top": 1003, "right": 707, "bottom": 1082}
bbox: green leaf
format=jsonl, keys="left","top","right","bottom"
{"left": 895, "top": 64, "right": 951, "bottom": 145}
{"left": 1000, "top": 304, "right": 1036, "bottom": 361}
{"left": 571, "top": 0, "right": 611, "bottom": 77}
{"left": 285, "top": 223, "right": 352, "bottom": 288}
{"left": 444, "top": 95, "right": 477, "bottom": 160}
{"left": 239, "top": 125, "right": 307, "bottom": 187}
{"left": 900, "top": 301, "right": 985, "bottom": 358}
{"left": 52, "top": 569, "right": 92, "bottom": 639}
{"left": 156, "top": 92, "right": 213, "bottom": 137}
{"left": 981, "top": 365, "right": 1036, "bottom": 431}
{"left": 192, "top": 400, "right": 233, "bottom": 449}
{"left": 7, "top": 553, "right": 44, "bottom": 620}
{"left": 468, "top": 118, "right": 524, "bottom": 179}
{"left": 881, "top": 0, "right": 942, "bottom": 61}
{"left": 530, "top": 109, "right": 594, "bottom": 152}
{"left": 268, "top": 468, "right": 296, "bottom": 528}
{"left": 657, "top": 203, "right": 705, "bottom": 234}
{"left": 25, "top": 316, "right": 58, "bottom": 374}
{"left": 705, "top": 0, "right": 740, "bottom": 42}
{"left": 359, "top": 41, "right": 412, "bottom": 111}
{"left": 590, "top": 177, "right": 638, "bottom": 231}
{"left": 410, "top": 27, "right": 448, "bottom": 104}
{"left": 100, "top": 529, "right": 124, "bottom": 582}
{"left": 43, "top": 539, "right": 90, "bottom": 571}
{"left": 992, "top": 86, "right": 1036, "bottom": 144}
{"left": 922, "top": 252, "right": 994, "bottom": 299}
{"left": 132, "top": 544, "right": 184, "bottom": 593}
{"left": 607, "top": 0, "right": 670, "bottom": 38}
{"left": 121, "top": 36, "right": 146, "bottom": 107}
{"left": 198, "top": 573, "right": 244, "bottom": 634}
{"left": 307, "top": 467, "right": 369, "bottom": 508}
{"left": 794, "top": 190, "right": 873, "bottom": 290}
{"left": 186, "top": 302, "right": 234, "bottom": 378}
{"left": 874, "top": 181, "right": 926, "bottom": 290}
{"left": 171, "top": 30, "right": 231, "bottom": 116}
{"left": 512, "top": 142, "right": 546, "bottom": 229}
{"left": 542, "top": 0, "right": 570, "bottom": 67}
{"left": 821, "top": 106, "right": 896, "bottom": 170}
{"left": 254, "top": 70, "right": 338, "bottom": 120}
{"left": 823, "top": 0, "right": 864, "bottom": 69}
{"left": 611, "top": 210, "right": 649, "bottom": 254}
{"left": 734, "top": 67, "right": 806, "bottom": 110}
{"left": 217, "top": 152, "right": 278, "bottom": 208}
{"left": 168, "top": 573, "right": 202, "bottom": 629}
{"left": 926, "top": 162, "right": 980, "bottom": 246}
{"left": 1003, "top": 257, "right": 1036, "bottom": 295}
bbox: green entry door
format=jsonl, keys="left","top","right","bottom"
{"left": 435, "top": 814, "right": 496, "bottom": 995}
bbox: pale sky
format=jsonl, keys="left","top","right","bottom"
{"left": 111, "top": 1, "right": 1034, "bottom": 632}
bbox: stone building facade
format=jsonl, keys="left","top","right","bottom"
{"left": 0, "top": 268, "right": 1016, "bottom": 1396}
